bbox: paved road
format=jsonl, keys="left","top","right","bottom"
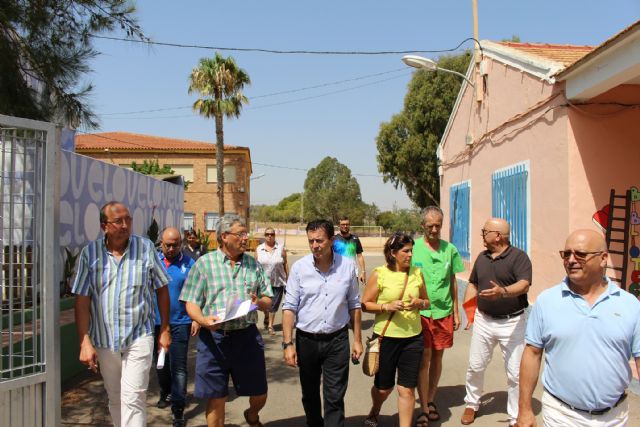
{"left": 61, "top": 254, "right": 639, "bottom": 426}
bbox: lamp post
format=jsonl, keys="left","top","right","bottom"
{"left": 401, "top": 55, "right": 475, "bottom": 88}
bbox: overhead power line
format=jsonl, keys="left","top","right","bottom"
{"left": 74, "top": 130, "right": 384, "bottom": 178}
{"left": 100, "top": 67, "right": 408, "bottom": 116}
{"left": 90, "top": 34, "right": 478, "bottom": 56}
{"left": 99, "top": 71, "right": 412, "bottom": 119}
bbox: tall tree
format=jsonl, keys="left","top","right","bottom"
{"left": 376, "top": 53, "right": 472, "bottom": 207}
{"left": 188, "top": 53, "right": 250, "bottom": 216}
{"left": 303, "top": 156, "right": 366, "bottom": 224}
{"left": 0, "top": 1, "right": 143, "bottom": 128}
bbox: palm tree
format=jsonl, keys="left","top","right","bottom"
{"left": 188, "top": 53, "right": 250, "bottom": 217}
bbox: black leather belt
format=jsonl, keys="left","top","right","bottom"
{"left": 297, "top": 325, "right": 348, "bottom": 341}
{"left": 482, "top": 308, "right": 525, "bottom": 319}
{"left": 546, "top": 389, "right": 627, "bottom": 415}
{"left": 213, "top": 325, "right": 251, "bottom": 336}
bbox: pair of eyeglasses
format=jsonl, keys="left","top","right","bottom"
{"left": 265, "top": 233, "right": 275, "bottom": 237}
{"left": 481, "top": 228, "right": 501, "bottom": 238}
{"left": 105, "top": 216, "right": 132, "bottom": 226}
{"left": 559, "top": 250, "right": 603, "bottom": 262}
{"left": 227, "top": 232, "right": 249, "bottom": 239}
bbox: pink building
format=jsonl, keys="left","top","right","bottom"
{"left": 440, "top": 21, "right": 640, "bottom": 301}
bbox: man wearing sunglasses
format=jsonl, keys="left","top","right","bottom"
{"left": 517, "top": 229, "right": 640, "bottom": 427}
{"left": 461, "top": 218, "right": 532, "bottom": 426}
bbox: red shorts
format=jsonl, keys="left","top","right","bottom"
{"left": 421, "top": 314, "right": 454, "bottom": 350}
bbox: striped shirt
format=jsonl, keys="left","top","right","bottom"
{"left": 71, "top": 234, "right": 170, "bottom": 351}
{"left": 180, "top": 249, "right": 273, "bottom": 331}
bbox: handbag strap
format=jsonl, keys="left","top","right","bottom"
{"left": 378, "top": 272, "right": 410, "bottom": 340}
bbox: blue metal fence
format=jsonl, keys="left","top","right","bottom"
{"left": 450, "top": 181, "right": 471, "bottom": 259}
{"left": 492, "top": 163, "right": 529, "bottom": 253}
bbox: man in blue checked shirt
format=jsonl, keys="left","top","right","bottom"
{"left": 282, "top": 219, "right": 363, "bottom": 427}
{"left": 73, "top": 201, "right": 171, "bottom": 427}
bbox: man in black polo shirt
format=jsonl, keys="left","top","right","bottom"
{"left": 460, "top": 218, "right": 532, "bottom": 426}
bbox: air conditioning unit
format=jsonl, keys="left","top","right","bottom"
{"left": 238, "top": 186, "right": 245, "bottom": 193}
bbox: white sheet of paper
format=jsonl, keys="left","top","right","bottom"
{"left": 213, "top": 299, "right": 257, "bottom": 324}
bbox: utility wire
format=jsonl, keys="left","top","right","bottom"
{"left": 90, "top": 34, "right": 479, "bottom": 56}
{"left": 75, "top": 130, "right": 384, "bottom": 177}
{"left": 100, "top": 71, "right": 412, "bottom": 119}
{"left": 100, "top": 67, "right": 408, "bottom": 116}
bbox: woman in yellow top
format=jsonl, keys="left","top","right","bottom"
{"left": 361, "top": 232, "right": 430, "bottom": 427}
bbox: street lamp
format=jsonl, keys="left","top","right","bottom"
{"left": 401, "top": 55, "right": 475, "bottom": 88}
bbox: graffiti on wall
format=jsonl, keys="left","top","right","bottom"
{"left": 592, "top": 186, "right": 640, "bottom": 299}
{"left": 59, "top": 151, "right": 184, "bottom": 250}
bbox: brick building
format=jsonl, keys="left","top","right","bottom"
{"left": 75, "top": 132, "right": 252, "bottom": 234}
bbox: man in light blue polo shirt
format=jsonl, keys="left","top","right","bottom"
{"left": 517, "top": 229, "right": 640, "bottom": 427}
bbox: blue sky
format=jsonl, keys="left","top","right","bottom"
{"left": 85, "top": 0, "right": 639, "bottom": 211}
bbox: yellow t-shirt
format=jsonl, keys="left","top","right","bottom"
{"left": 373, "top": 266, "right": 423, "bottom": 338}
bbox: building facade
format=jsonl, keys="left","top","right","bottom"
{"left": 75, "top": 132, "right": 252, "bottom": 235}
{"left": 439, "top": 21, "right": 640, "bottom": 301}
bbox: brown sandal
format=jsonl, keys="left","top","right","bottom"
{"left": 243, "top": 409, "right": 264, "bottom": 427}
{"left": 364, "top": 408, "right": 379, "bottom": 427}
{"left": 415, "top": 412, "right": 429, "bottom": 427}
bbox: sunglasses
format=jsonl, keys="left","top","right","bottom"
{"left": 265, "top": 233, "right": 275, "bottom": 237}
{"left": 558, "top": 250, "right": 603, "bottom": 262}
{"left": 388, "top": 232, "right": 404, "bottom": 247}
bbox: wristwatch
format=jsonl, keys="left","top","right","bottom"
{"left": 282, "top": 341, "right": 294, "bottom": 349}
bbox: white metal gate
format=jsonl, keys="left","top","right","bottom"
{"left": 0, "top": 115, "right": 60, "bottom": 426}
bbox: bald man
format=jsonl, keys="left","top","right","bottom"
{"left": 153, "top": 227, "right": 199, "bottom": 427}
{"left": 461, "top": 218, "right": 532, "bottom": 426}
{"left": 517, "top": 230, "right": 640, "bottom": 427}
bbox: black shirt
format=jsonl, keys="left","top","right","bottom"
{"left": 182, "top": 244, "right": 207, "bottom": 261}
{"left": 469, "top": 245, "right": 532, "bottom": 316}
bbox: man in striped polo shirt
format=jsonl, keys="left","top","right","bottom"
{"left": 73, "top": 201, "right": 171, "bottom": 427}
{"left": 181, "top": 214, "right": 273, "bottom": 427}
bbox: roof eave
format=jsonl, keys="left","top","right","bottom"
{"left": 481, "top": 40, "right": 565, "bottom": 84}
{"left": 555, "top": 24, "right": 640, "bottom": 101}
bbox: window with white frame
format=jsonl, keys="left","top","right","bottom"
{"left": 492, "top": 162, "right": 529, "bottom": 253}
{"left": 205, "top": 212, "right": 220, "bottom": 231}
{"left": 449, "top": 181, "right": 471, "bottom": 260}
{"left": 206, "top": 165, "right": 236, "bottom": 183}
{"left": 183, "top": 212, "right": 195, "bottom": 231}
{"left": 170, "top": 165, "right": 194, "bottom": 182}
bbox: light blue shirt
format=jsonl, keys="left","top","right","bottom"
{"left": 72, "top": 235, "right": 170, "bottom": 351}
{"left": 283, "top": 252, "right": 361, "bottom": 334}
{"left": 526, "top": 277, "right": 640, "bottom": 410}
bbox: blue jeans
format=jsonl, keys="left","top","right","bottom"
{"left": 154, "top": 324, "right": 191, "bottom": 411}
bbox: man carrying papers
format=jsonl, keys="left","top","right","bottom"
{"left": 181, "top": 214, "right": 273, "bottom": 427}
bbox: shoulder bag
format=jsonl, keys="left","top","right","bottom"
{"left": 362, "top": 272, "right": 410, "bottom": 376}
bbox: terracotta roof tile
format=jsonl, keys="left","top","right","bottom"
{"left": 75, "top": 132, "right": 246, "bottom": 152}
{"left": 496, "top": 42, "right": 594, "bottom": 67}
{"left": 557, "top": 19, "right": 640, "bottom": 77}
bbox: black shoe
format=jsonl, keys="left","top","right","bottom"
{"left": 156, "top": 393, "right": 171, "bottom": 409}
{"left": 173, "top": 416, "right": 186, "bottom": 427}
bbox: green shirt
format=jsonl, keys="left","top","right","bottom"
{"left": 411, "top": 238, "right": 464, "bottom": 319}
{"left": 180, "top": 249, "right": 273, "bottom": 330}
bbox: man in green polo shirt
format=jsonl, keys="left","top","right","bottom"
{"left": 411, "top": 206, "right": 464, "bottom": 426}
